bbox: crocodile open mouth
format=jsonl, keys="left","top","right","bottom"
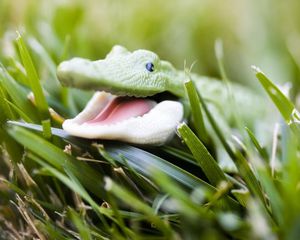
{"left": 62, "top": 91, "right": 183, "bottom": 145}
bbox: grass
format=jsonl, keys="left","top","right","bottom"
{"left": 1, "top": 3, "right": 300, "bottom": 239}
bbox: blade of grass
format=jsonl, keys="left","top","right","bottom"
{"left": 7, "top": 120, "right": 91, "bottom": 149}
{"left": 161, "top": 145, "right": 198, "bottom": 164}
{"left": 257, "top": 168, "right": 283, "bottom": 226}
{"left": 177, "top": 122, "right": 227, "bottom": 187}
{"left": 184, "top": 74, "right": 208, "bottom": 143}
{"left": 39, "top": 222, "right": 70, "bottom": 240}
{"left": 16, "top": 32, "right": 49, "bottom": 120}
{"left": 68, "top": 208, "right": 92, "bottom": 240}
{"left": 245, "top": 127, "right": 269, "bottom": 164}
{"left": 0, "top": 84, "right": 16, "bottom": 122}
{"left": 41, "top": 119, "right": 52, "bottom": 139}
{"left": 0, "top": 178, "right": 27, "bottom": 196}
{"left": 27, "top": 37, "right": 62, "bottom": 98}
{"left": 0, "top": 66, "right": 40, "bottom": 122}
{"left": 4, "top": 98, "right": 34, "bottom": 123}
{"left": 252, "top": 66, "right": 296, "bottom": 123}
{"left": 231, "top": 189, "right": 249, "bottom": 207}
{"left": 215, "top": 39, "right": 244, "bottom": 132}
{"left": 6, "top": 58, "right": 30, "bottom": 87}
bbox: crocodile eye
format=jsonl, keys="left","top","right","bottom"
{"left": 145, "top": 62, "right": 154, "bottom": 72}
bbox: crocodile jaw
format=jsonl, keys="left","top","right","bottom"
{"left": 62, "top": 91, "right": 183, "bottom": 145}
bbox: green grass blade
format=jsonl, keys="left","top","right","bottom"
{"left": 162, "top": 146, "right": 197, "bottom": 164}
{"left": 0, "top": 66, "right": 40, "bottom": 122}
{"left": 0, "top": 129, "right": 24, "bottom": 166}
{"left": 234, "top": 151, "right": 268, "bottom": 205}
{"left": 68, "top": 208, "right": 92, "bottom": 240}
{"left": 257, "top": 169, "right": 283, "bottom": 226}
{"left": 27, "top": 37, "right": 61, "bottom": 97}
{"left": 16, "top": 32, "right": 49, "bottom": 120}
{"left": 245, "top": 127, "right": 269, "bottom": 163}
{"left": 177, "top": 122, "right": 227, "bottom": 187}
{"left": 6, "top": 59, "right": 30, "bottom": 87}
{"left": 215, "top": 39, "right": 245, "bottom": 136}
{"left": 0, "top": 85, "right": 16, "bottom": 122}
{"left": 7, "top": 120, "right": 91, "bottom": 147}
{"left": 0, "top": 178, "right": 27, "bottom": 196}
{"left": 194, "top": 78, "right": 236, "bottom": 159}
{"left": 4, "top": 98, "right": 33, "bottom": 123}
{"left": 252, "top": 66, "right": 296, "bottom": 123}
{"left": 39, "top": 222, "right": 70, "bottom": 240}
{"left": 231, "top": 189, "right": 249, "bottom": 207}
{"left": 41, "top": 119, "right": 52, "bottom": 139}
{"left": 184, "top": 76, "right": 208, "bottom": 143}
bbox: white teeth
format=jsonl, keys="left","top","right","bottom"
{"left": 62, "top": 91, "right": 184, "bottom": 145}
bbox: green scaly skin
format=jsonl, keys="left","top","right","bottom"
{"left": 57, "top": 45, "right": 263, "bottom": 134}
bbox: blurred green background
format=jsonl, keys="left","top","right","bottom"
{"left": 1, "top": 0, "right": 300, "bottom": 89}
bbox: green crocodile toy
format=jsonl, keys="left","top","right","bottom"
{"left": 57, "top": 45, "right": 263, "bottom": 145}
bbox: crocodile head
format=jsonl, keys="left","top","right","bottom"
{"left": 57, "top": 45, "right": 184, "bottom": 145}
{"left": 57, "top": 45, "right": 184, "bottom": 97}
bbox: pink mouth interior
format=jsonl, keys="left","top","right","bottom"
{"left": 85, "top": 97, "right": 155, "bottom": 125}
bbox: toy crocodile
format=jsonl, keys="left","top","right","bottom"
{"left": 57, "top": 45, "right": 263, "bottom": 145}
